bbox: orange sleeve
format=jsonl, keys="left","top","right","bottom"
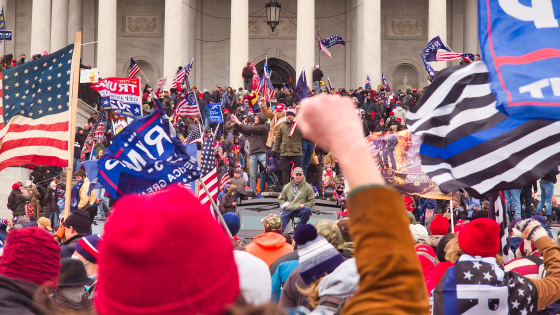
{"left": 343, "top": 185, "right": 430, "bottom": 315}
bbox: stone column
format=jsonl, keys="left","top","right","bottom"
{"left": 68, "top": 0, "right": 83, "bottom": 45}
{"left": 188, "top": 0, "right": 197, "bottom": 86}
{"left": 229, "top": 0, "right": 248, "bottom": 90}
{"left": 463, "top": 0, "right": 477, "bottom": 55}
{"left": 82, "top": 0, "right": 95, "bottom": 67}
{"left": 296, "top": 0, "right": 314, "bottom": 86}
{"left": 429, "top": 0, "right": 447, "bottom": 71}
{"left": 30, "top": 0, "right": 52, "bottom": 56}
{"left": 355, "top": 0, "right": 381, "bottom": 88}
{"left": 50, "top": 0, "right": 68, "bottom": 52}
{"left": 97, "top": 0, "right": 116, "bottom": 77}
{"left": 182, "top": 0, "right": 196, "bottom": 85}
{"left": 164, "top": 0, "right": 182, "bottom": 89}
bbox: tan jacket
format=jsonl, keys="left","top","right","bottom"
{"left": 344, "top": 186, "right": 430, "bottom": 314}
{"left": 324, "top": 152, "right": 336, "bottom": 169}
{"left": 260, "top": 104, "right": 285, "bottom": 147}
{"left": 78, "top": 178, "right": 96, "bottom": 210}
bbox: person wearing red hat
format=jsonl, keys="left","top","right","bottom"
{"left": 432, "top": 218, "right": 560, "bottom": 312}
{"left": 95, "top": 185, "right": 240, "bottom": 315}
{"left": 260, "top": 99, "right": 286, "bottom": 147}
{"left": 415, "top": 244, "right": 437, "bottom": 292}
{"left": 0, "top": 227, "right": 61, "bottom": 313}
{"left": 430, "top": 214, "right": 449, "bottom": 236}
{"left": 393, "top": 101, "right": 406, "bottom": 128}
{"left": 8, "top": 182, "right": 31, "bottom": 217}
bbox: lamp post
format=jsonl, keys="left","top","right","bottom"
{"left": 265, "top": 0, "right": 281, "bottom": 33}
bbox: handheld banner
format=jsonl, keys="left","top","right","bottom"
{"left": 208, "top": 102, "right": 223, "bottom": 123}
{"left": 91, "top": 78, "right": 142, "bottom": 119}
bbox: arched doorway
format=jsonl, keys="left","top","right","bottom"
{"left": 255, "top": 58, "right": 296, "bottom": 89}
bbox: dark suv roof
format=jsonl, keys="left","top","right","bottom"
{"left": 235, "top": 196, "right": 342, "bottom": 246}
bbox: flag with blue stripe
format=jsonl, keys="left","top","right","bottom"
{"left": 407, "top": 61, "right": 560, "bottom": 198}
{"left": 382, "top": 73, "right": 391, "bottom": 93}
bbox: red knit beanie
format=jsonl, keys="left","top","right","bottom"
{"left": 389, "top": 112, "right": 395, "bottom": 116}
{"left": 95, "top": 185, "right": 239, "bottom": 315}
{"left": 458, "top": 218, "right": 500, "bottom": 257}
{"left": 429, "top": 214, "right": 449, "bottom": 235}
{"left": 11, "top": 183, "right": 20, "bottom": 190}
{"left": 0, "top": 227, "right": 60, "bottom": 288}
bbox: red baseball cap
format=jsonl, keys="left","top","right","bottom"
{"left": 275, "top": 103, "right": 285, "bottom": 112}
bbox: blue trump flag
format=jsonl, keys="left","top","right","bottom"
{"left": 295, "top": 69, "right": 308, "bottom": 100}
{"left": 97, "top": 99, "right": 200, "bottom": 199}
{"left": 420, "top": 51, "right": 437, "bottom": 81}
{"left": 208, "top": 102, "right": 223, "bottom": 123}
{"left": 423, "top": 36, "right": 451, "bottom": 62}
{"left": 0, "top": 6, "right": 6, "bottom": 30}
{"left": 320, "top": 35, "right": 345, "bottom": 48}
{"left": 479, "top": 0, "right": 560, "bottom": 120}
{"left": 382, "top": 73, "right": 392, "bottom": 93}
{"left": 365, "top": 74, "right": 371, "bottom": 90}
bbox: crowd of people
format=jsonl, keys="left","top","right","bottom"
{"left": 2, "top": 54, "right": 560, "bottom": 315}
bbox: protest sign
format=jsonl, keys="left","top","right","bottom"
{"left": 368, "top": 130, "right": 449, "bottom": 199}
{"left": 157, "top": 77, "right": 167, "bottom": 91}
{"left": 97, "top": 100, "right": 200, "bottom": 199}
{"left": 91, "top": 78, "right": 142, "bottom": 119}
{"left": 80, "top": 68, "right": 99, "bottom": 83}
{"left": 208, "top": 102, "right": 223, "bottom": 123}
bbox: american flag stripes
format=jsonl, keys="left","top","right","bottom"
{"left": 199, "top": 135, "right": 218, "bottom": 207}
{"left": 0, "top": 44, "right": 74, "bottom": 171}
{"left": 218, "top": 165, "right": 231, "bottom": 192}
{"left": 172, "top": 67, "right": 186, "bottom": 89}
{"left": 128, "top": 57, "right": 140, "bottom": 79}
{"left": 263, "top": 58, "right": 276, "bottom": 101}
{"left": 318, "top": 35, "right": 332, "bottom": 58}
{"left": 183, "top": 123, "right": 203, "bottom": 144}
{"left": 251, "top": 62, "right": 262, "bottom": 93}
{"left": 174, "top": 92, "right": 201, "bottom": 117}
{"left": 407, "top": 61, "right": 560, "bottom": 198}
{"left": 183, "top": 58, "right": 193, "bottom": 89}
{"left": 489, "top": 191, "right": 511, "bottom": 264}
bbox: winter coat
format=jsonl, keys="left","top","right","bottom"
{"left": 541, "top": 169, "right": 560, "bottom": 184}
{"left": 245, "top": 232, "right": 293, "bottom": 267}
{"left": 362, "top": 100, "right": 375, "bottom": 114}
{"left": 236, "top": 113, "right": 269, "bottom": 155}
{"left": 312, "top": 69, "right": 323, "bottom": 82}
{"left": 9, "top": 189, "right": 31, "bottom": 217}
{"left": 324, "top": 152, "right": 335, "bottom": 169}
{"left": 272, "top": 120, "right": 302, "bottom": 157}
{"left": 219, "top": 193, "right": 236, "bottom": 214}
{"left": 373, "top": 102, "right": 386, "bottom": 117}
{"left": 26, "top": 186, "right": 42, "bottom": 217}
{"left": 279, "top": 176, "right": 315, "bottom": 211}
{"left": 43, "top": 188, "right": 59, "bottom": 218}
{"left": 260, "top": 105, "right": 286, "bottom": 147}
{"left": 393, "top": 106, "right": 407, "bottom": 126}
{"left": 278, "top": 266, "right": 312, "bottom": 310}
{"left": 424, "top": 261, "right": 454, "bottom": 294}
{"left": 78, "top": 178, "right": 96, "bottom": 210}
{"left": 60, "top": 234, "right": 86, "bottom": 258}
{"left": 308, "top": 259, "right": 359, "bottom": 315}
{"left": 270, "top": 251, "right": 299, "bottom": 303}
{"left": 0, "top": 275, "right": 53, "bottom": 315}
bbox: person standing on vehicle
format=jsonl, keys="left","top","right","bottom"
{"left": 272, "top": 109, "right": 303, "bottom": 186}
{"left": 279, "top": 167, "right": 314, "bottom": 233}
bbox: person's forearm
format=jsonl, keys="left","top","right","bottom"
{"left": 533, "top": 237, "right": 560, "bottom": 310}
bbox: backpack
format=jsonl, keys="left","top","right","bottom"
{"left": 243, "top": 66, "right": 252, "bottom": 78}
{"left": 7, "top": 194, "right": 16, "bottom": 211}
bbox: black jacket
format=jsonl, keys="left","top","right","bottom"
{"left": 43, "top": 188, "right": 59, "bottom": 217}
{"left": 312, "top": 69, "right": 323, "bottom": 82}
{"left": 9, "top": 189, "right": 31, "bottom": 217}
{"left": 60, "top": 234, "right": 86, "bottom": 258}
{"left": 0, "top": 275, "right": 53, "bottom": 315}
{"left": 542, "top": 169, "right": 560, "bottom": 184}
{"left": 236, "top": 113, "right": 269, "bottom": 155}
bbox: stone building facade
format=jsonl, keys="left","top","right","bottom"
{"left": 0, "top": 0, "right": 479, "bottom": 93}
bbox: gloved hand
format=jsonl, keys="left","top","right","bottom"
{"left": 513, "top": 219, "right": 548, "bottom": 243}
{"left": 272, "top": 151, "right": 279, "bottom": 158}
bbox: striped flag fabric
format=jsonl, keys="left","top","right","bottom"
{"left": 263, "top": 58, "right": 276, "bottom": 101}
{"left": 183, "top": 58, "right": 193, "bottom": 89}
{"left": 0, "top": 44, "right": 74, "bottom": 171}
{"left": 218, "top": 165, "right": 231, "bottom": 192}
{"left": 172, "top": 67, "right": 186, "bottom": 89}
{"left": 318, "top": 35, "right": 332, "bottom": 58}
{"left": 174, "top": 92, "right": 201, "bottom": 117}
{"left": 406, "top": 61, "right": 560, "bottom": 198}
{"left": 435, "top": 51, "right": 463, "bottom": 61}
{"left": 128, "top": 57, "right": 140, "bottom": 79}
{"left": 251, "top": 62, "right": 262, "bottom": 93}
{"left": 199, "top": 135, "right": 218, "bottom": 207}
{"left": 183, "top": 123, "right": 203, "bottom": 144}
{"left": 489, "top": 191, "right": 511, "bottom": 264}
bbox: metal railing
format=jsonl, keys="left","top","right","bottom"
{"left": 78, "top": 83, "right": 101, "bottom": 111}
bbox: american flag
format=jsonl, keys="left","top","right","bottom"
{"left": 263, "top": 58, "right": 276, "bottom": 101}
{"left": 251, "top": 62, "right": 262, "bottom": 93}
{"left": 128, "top": 57, "right": 140, "bottom": 79}
{"left": 0, "top": 44, "right": 74, "bottom": 171}
{"left": 199, "top": 135, "right": 218, "bottom": 207}
{"left": 218, "top": 165, "right": 231, "bottom": 192}
{"left": 183, "top": 58, "right": 193, "bottom": 89}
{"left": 435, "top": 50, "right": 463, "bottom": 61}
{"left": 172, "top": 67, "right": 186, "bottom": 89}
{"left": 318, "top": 35, "right": 332, "bottom": 58}
{"left": 174, "top": 92, "right": 201, "bottom": 117}
{"left": 489, "top": 191, "right": 511, "bottom": 264}
{"left": 183, "top": 123, "right": 203, "bottom": 144}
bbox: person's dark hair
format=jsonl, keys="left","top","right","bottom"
{"left": 74, "top": 169, "right": 86, "bottom": 178}
{"left": 225, "top": 294, "right": 287, "bottom": 315}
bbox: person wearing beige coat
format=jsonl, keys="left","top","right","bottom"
{"left": 260, "top": 99, "right": 286, "bottom": 147}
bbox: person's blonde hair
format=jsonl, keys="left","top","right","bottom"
{"left": 296, "top": 276, "right": 326, "bottom": 308}
{"left": 445, "top": 234, "right": 503, "bottom": 265}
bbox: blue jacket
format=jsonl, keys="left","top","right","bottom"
{"left": 270, "top": 251, "right": 299, "bottom": 303}
{"left": 466, "top": 197, "right": 481, "bottom": 218}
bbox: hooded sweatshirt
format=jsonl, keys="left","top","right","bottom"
{"left": 245, "top": 232, "right": 294, "bottom": 267}
{"left": 236, "top": 112, "right": 269, "bottom": 155}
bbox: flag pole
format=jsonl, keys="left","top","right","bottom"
{"left": 64, "top": 31, "right": 83, "bottom": 220}
{"left": 450, "top": 197, "right": 455, "bottom": 233}
{"left": 200, "top": 179, "right": 232, "bottom": 238}
{"left": 318, "top": 29, "right": 320, "bottom": 67}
